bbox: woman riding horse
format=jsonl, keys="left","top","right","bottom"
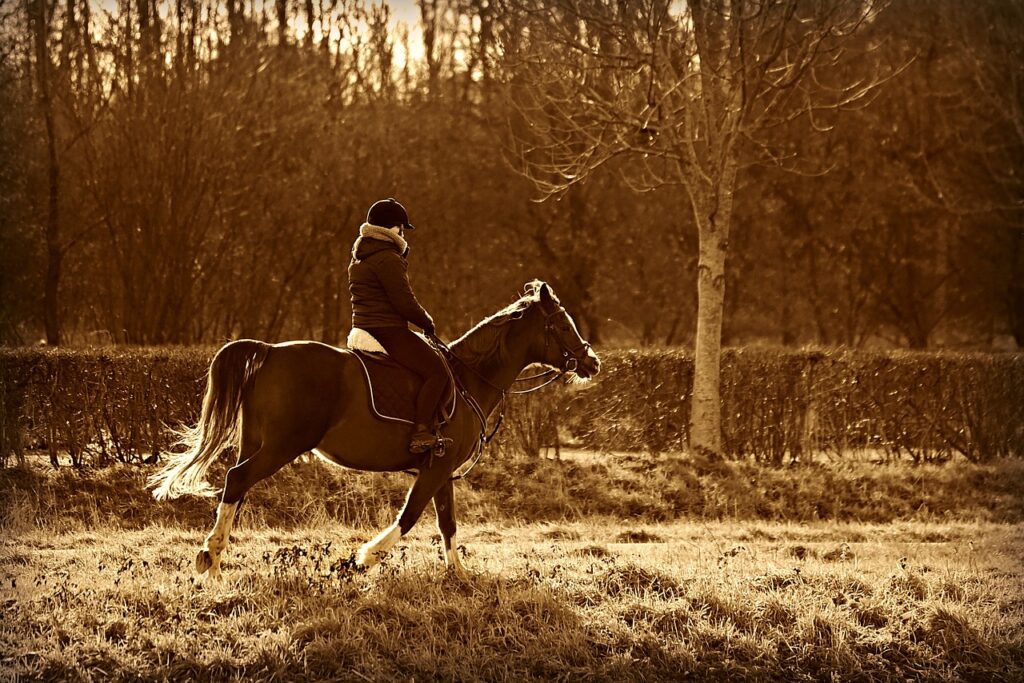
{"left": 348, "top": 198, "right": 448, "bottom": 454}
{"left": 150, "top": 281, "right": 600, "bottom": 579}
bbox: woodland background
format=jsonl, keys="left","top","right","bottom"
{"left": 2, "top": 5, "right": 1023, "bottom": 678}
{"left": 1, "top": 0, "right": 1021, "bottom": 350}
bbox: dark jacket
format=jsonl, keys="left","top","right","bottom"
{"left": 349, "top": 236, "right": 433, "bottom": 330}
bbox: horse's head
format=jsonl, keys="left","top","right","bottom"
{"left": 523, "top": 280, "right": 601, "bottom": 380}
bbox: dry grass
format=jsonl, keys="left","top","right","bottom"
{"left": 2, "top": 455, "right": 1022, "bottom": 679}
{"left": 2, "top": 520, "right": 1022, "bottom": 681}
{"left": 4, "top": 454, "right": 1024, "bottom": 534}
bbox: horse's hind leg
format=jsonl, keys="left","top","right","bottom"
{"left": 197, "top": 500, "right": 239, "bottom": 579}
{"left": 433, "top": 480, "right": 467, "bottom": 577}
{"left": 197, "top": 432, "right": 305, "bottom": 578}
{"left": 196, "top": 414, "right": 260, "bottom": 578}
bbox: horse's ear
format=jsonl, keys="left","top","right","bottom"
{"left": 538, "top": 282, "right": 553, "bottom": 304}
{"left": 524, "top": 280, "right": 556, "bottom": 305}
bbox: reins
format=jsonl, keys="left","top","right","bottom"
{"left": 509, "top": 367, "right": 563, "bottom": 394}
{"left": 425, "top": 337, "right": 566, "bottom": 481}
{"left": 422, "top": 301, "right": 591, "bottom": 482}
{"left": 425, "top": 334, "right": 509, "bottom": 481}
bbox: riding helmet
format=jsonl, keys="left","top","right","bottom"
{"left": 367, "top": 198, "right": 415, "bottom": 230}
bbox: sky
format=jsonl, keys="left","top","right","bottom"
{"left": 88, "top": 0, "right": 429, "bottom": 63}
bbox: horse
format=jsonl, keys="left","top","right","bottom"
{"left": 149, "top": 281, "right": 600, "bottom": 578}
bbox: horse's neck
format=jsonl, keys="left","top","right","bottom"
{"left": 451, "top": 321, "right": 532, "bottom": 415}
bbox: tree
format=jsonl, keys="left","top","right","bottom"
{"left": 27, "top": 0, "right": 62, "bottom": 344}
{"left": 502, "top": 0, "right": 891, "bottom": 456}
{"left": 4, "top": 0, "right": 1012, "bottom": 354}
{"left": 0, "top": 52, "right": 39, "bottom": 344}
{"left": 940, "top": 0, "right": 1024, "bottom": 346}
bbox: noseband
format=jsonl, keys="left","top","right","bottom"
{"left": 543, "top": 307, "right": 593, "bottom": 374}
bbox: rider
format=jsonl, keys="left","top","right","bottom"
{"left": 348, "top": 198, "right": 448, "bottom": 453}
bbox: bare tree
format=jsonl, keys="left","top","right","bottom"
{"left": 6, "top": 0, "right": 1012, "bottom": 352}
{"left": 942, "top": 0, "right": 1024, "bottom": 346}
{"left": 27, "top": 0, "right": 62, "bottom": 344}
{"left": 502, "top": 0, "right": 892, "bottom": 457}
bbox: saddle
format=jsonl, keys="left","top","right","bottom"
{"left": 345, "top": 328, "right": 455, "bottom": 425}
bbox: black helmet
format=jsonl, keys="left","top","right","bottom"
{"left": 367, "top": 198, "right": 415, "bottom": 230}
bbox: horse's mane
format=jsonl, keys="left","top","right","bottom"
{"left": 450, "top": 281, "right": 556, "bottom": 369}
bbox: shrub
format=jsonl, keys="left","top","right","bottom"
{"left": 561, "top": 348, "right": 1024, "bottom": 463}
{"left": 0, "top": 347, "right": 212, "bottom": 467}
{"left": 1, "top": 346, "right": 1021, "bottom": 466}
{"left": 3, "top": 454, "right": 1024, "bottom": 530}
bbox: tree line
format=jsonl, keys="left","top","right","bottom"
{"left": 1, "top": 0, "right": 1020, "bottom": 353}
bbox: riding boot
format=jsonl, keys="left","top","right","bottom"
{"left": 410, "top": 423, "right": 439, "bottom": 454}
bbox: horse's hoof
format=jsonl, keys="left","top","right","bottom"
{"left": 356, "top": 546, "right": 390, "bottom": 568}
{"left": 355, "top": 547, "right": 374, "bottom": 568}
{"left": 448, "top": 565, "right": 471, "bottom": 582}
{"left": 196, "top": 549, "right": 213, "bottom": 575}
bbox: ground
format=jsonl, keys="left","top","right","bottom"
{"left": 2, "top": 520, "right": 1022, "bottom": 681}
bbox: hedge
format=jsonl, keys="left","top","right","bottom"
{"left": 557, "top": 348, "right": 1024, "bottom": 463}
{"left": 0, "top": 347, "right": 212, "bottom": 467}
{"left": 1, "top": 346, "right": 1021, "bottom": 468}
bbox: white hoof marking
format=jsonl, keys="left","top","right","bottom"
{"left": 444, "top": 535, "right": 468, "bottom": 577}
{"left": 202, "top": 501, "right": 238, "bottom": 577}
{"left": 357, "top": 524, "right": 401, "bottom": 567}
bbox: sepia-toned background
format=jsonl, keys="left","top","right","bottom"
{"left": 1, "top": 1, "right": 1022, "bottom": 680}
{"left": 0, "top": 0, "right": 1020, "bottom": 350}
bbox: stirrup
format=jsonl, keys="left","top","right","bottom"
{"left": 409, "top": 427, "right": 440, "bottom": 454}
{"left": 410, "top": 429, "right": 453, "bottom": 457}
{"left": 433, "top": 436, "right": 454, "bottom": 457}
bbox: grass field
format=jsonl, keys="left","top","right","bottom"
{"left": 5, "top": 453, "right": 1024, "bottom": 532}
{"left": 3, "top": 518, "right": 1022, "bottom": 681}
{"left": 2, "top": 453, "right": 1023, "bottom": 680}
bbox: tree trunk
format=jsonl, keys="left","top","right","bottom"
{"left": 1008, "top": 227, "right": 1024, "bottom": 347}
{"left": 32, "top": 0, "right": 62, "bottom": 345}
{"left": 44, "top": 204, "right": 62, "bottom": 345}
{"left": 688, "top": 163, "right": 736, "bottom": 459}
{"left": 304, "top": 0, "right": 314, "bottom": 47}
{"left": 275, "top": 0, "right": 287, "bottom": 47}
{"left": 780, "top": 244, "right": 796, "bottom": 346}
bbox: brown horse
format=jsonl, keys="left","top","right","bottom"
{"left": 149, "top": 281, "right": 599, "bottom": 578}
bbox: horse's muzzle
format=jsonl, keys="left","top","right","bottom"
{"left": 575, "top": 352, "right": 601, "bottom": 379}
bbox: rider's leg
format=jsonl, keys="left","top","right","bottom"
{"left": 364, "top": 326, "right": 449, "bottom": 450}
{"left": 414, "top": 370, "right": 448, "bottom": 427}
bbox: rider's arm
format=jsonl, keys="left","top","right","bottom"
{"left": 372, "top": 252, "right": 434, "bottom": 332}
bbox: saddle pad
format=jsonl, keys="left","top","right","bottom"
{"left": 350, "top": 350, "right": 420, "bottom": 423}
{"left": 347, "top": 327, "right": 386, "bottom": 353}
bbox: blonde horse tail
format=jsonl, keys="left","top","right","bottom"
{"left": 150, "top": 340, "right": 270, "bottom": 500}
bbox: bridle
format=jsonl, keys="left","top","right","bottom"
{"left": 541, "top": 306, "right": 594, "bottom": 377}
{"left": 442, "top": 302, "right": 592, "bottom": 395}
{"left": 427, "top": 301, "right": 594, "bottom": 480}
{"left": 506, "top": 306, "right": 594, "bottom": 393}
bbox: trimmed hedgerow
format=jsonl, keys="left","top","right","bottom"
{"left": 0, "top": 346, "right": 1021, "bottom": 467}
{"left": 4, "top": 455, "right": 1024, "bottom": 529}
{"left": 0, "top": 347, "right": 213, "bottom": 467}
{"left": 555, "top": 348, "right": 1023, "bottom": 463}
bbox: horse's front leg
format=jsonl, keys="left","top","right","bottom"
{"left": 433, "top": 479, "right": 467, "bottom": 578}
{"left": 356, "top": 465, "right": 449, "bottom": 568}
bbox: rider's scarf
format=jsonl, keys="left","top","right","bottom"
{"left": 358, "top": 222, "right": 408, "bottom": 254}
